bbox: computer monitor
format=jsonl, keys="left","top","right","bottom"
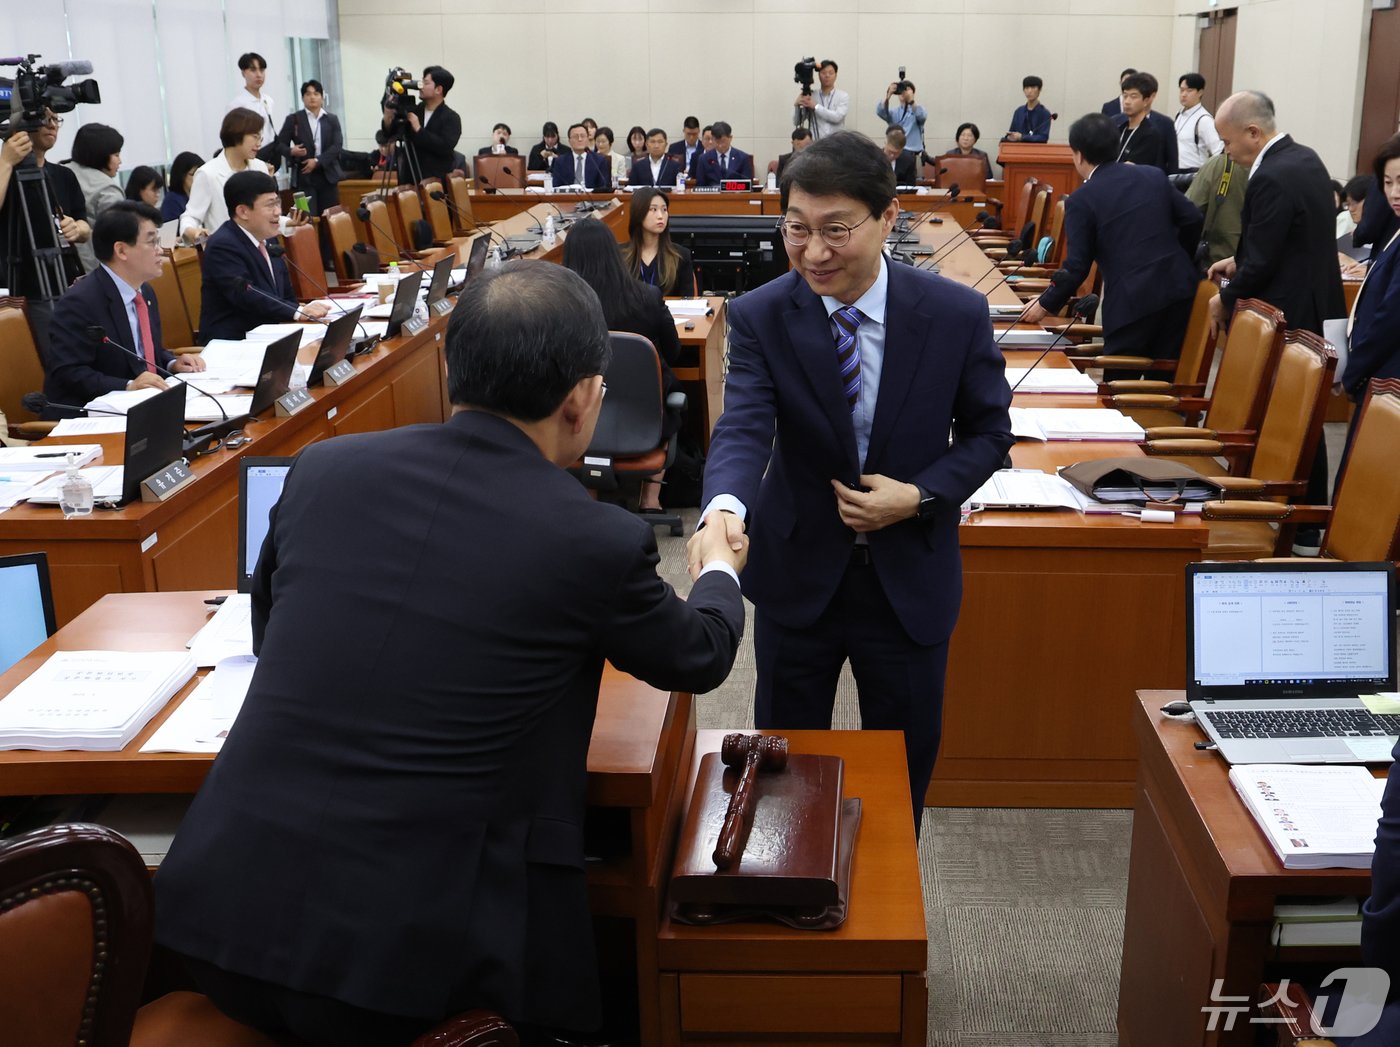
{"left": 424, "top": 255, "right": 454, "bottom": 309}
{"left": 238, "top": 457, "right": 295, "bottom": 593}
{"left": 247, "top": 332, "right": 302, "bottom": 417}
{"left": 121, "top": 382, "right": 188, "bottom": 505}
{"left": 384, "top": 268, "right": 424, "bottom": 339}
{"left": 307, "top": 305, "right": 364, "bottom": 386}
{"left": 0, "top": 552, "right": 56, "bottom": 675}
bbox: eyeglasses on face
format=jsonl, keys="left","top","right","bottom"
{"left": 776, "top": 213, "right": 873, "bottom": 248}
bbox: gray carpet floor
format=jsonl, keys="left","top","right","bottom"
{"left": 652, "top": 420, "right": 1348, "bottom": 1043}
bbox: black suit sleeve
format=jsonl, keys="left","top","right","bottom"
{"left": 1362, "top": 738, "right": 1400, "bottom": 983}
{"left": 599, "top": 526, "right": 743, "bottom": 696}
{"left": 1039, "top": 195, "right": 1095, "bottom": 316}
{"left": 647, "top": 289, "right": 682, "bottom": 368}
{"left": 408, "top": 104, "right": 462, "bottom": 173}
{"left": 274, "top": 113, "right": 301, "bottom": 164}
{"left": 1221, "top": 172, "right": 1293, "bottom": 316}
{"left": 319, "top": 114, "right": 344, "bottom": 181}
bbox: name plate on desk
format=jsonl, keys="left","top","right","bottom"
{"left": 140, "top": 460, "right": 195, "bottom": 502}
{"left": 275, "top": 388, "right": 313, "bottom": 416}
{"left": 402, "top": 315, "right": 428, "bottom": 337}
{"left": 323, "top": 360, "right": 356, "bottom": 386}
{"left": 430, "top": 298, "right": 453, "bottom": 317}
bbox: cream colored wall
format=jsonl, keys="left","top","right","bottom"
{"left": 338, "top": 0, "right": 1180, "bottom": 169}
{"left": 1170, "top": 0, "right": 1372, "bottom": 177}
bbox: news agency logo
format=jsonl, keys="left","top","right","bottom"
{"left": 1202, "top": 969, "right": 1391, "bottom": 1035}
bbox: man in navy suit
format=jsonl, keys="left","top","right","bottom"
{"left": 1020, "top": 113, "right": 1201, "bottom": 360}
{"left": 1101, "top": 69, "right": 1135, "bottom": 116}
{"left": 691, "top": 132, "right": 1013, "bottom": 834}
{"left": 1112, "top": 72, "right": 1179, "bottom": 173}
{"left": 198, "top": 171, "right": 330, "bottom": 344}
{"left": 44, "top": 201, "right": 205, "bottom": 418}
{"left": 550, "top": 123, "right": 611, "bottom": 190}
{"left": 156, "top": 261, "right": 745, "bottom": 1047}
{"left": 628, "top": 128, "right": 683, "bottom": 187}
{"left": 274, "top": 79, "right": 343, "bottom": 216}
{"left": 695, "top": 121, "right": 755, "bottom": 187}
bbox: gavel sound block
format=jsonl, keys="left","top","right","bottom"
{"left": 712, "top": 733, "right": 789, "bottom": 870}
{"left": 669, "top": 737, "right": 847, "bottom": 911}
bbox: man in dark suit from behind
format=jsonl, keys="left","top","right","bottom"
{"left": 550, "top": 122, "right": 611, "bottom": 190}
{"left": 1020, "top": 113, "right": 1201, "bottom": 360}
{"left": 692, "top": 132, "right": 1013, "bottom": 835}
{"left": 1101, "top": 68, "right": 1135, "bottom": 116}
{"left": 274, "top": 79, "right": 343, "bottom": 216}
{"left": 1208, "top": 89, "right": 1346, "bottom": 554}
{"left": 776, "top": 127, "right": 811, "bottom": 180}
{"left": 155, "top": 260, "right": 747, "bottom": 1047}
{"left": 628, "top": 127, "right": 683, "bottom": 187}
{"left": 695, "top": 121, "right": 755, "bottom": 187}
{"left": 197, "top": 170, "right": 330, "bottom": 344}
{"left": 377, "top": 65, "right": 461, "bottom": 182}
{"left": 43, "top": 201, "right": 206, "bottom": 418}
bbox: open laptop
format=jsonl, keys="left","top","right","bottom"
{"left": 383, "top": 268, "right": 424, "bottom": 339}
{"left": 1187, "top": 561, "right": 1399, "bottom": 764}
{"left": 0, "top": 552, "right": 56, "bottom": 675}
{"left": 307, "top": 305, "right": 364, "bottom": 386}
{"left": 237, "top": 456, "right": 295, "bottom": 592}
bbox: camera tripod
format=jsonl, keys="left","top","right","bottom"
{"left": 2, "top": 153, "right": 74, "bottom": 304}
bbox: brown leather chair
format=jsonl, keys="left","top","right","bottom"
{"left": 473, "top": 155, "right": 526, "bottom": 193}
{"left": 391, "top": 184, "right": 440, "bottom": 252}
{"left": 932, "top": 153, "right": 989, "bottom": 195}
{"left": 1132, "top": 297, "right": 1286, "bottom": 453}
{"left": 420, "top": 178, "right": 455, "bottom": 242}
{"left": 0, "top": 824, "right": 154, "bottom": 1046}
{"left": 322, "top": 206, "right": 360, "bottom": 282}
{"left": 148, "top": 256, "right": 196, "bottom": 349}
{"left": 972, "top": 177, "right": 1037, "bottom": 244}
{"left": 1202, "top": 376, "right": 1400, "bottom": 562}
{"left": 1156, "top": 331, "right": 1335, "bottom": 559}
{"left": 0, "top": 303, "right": 55, "bottom": 439}
{"left": 363, "top": 198, "right": 402, "bottom": 262}
{"left": 447, "top": 173, "right": 476, "bottom": 234}
{"left": 170, "top": 246, "right": 203, "bottom": 337}
{"left": 280, "top": 224, "right": 329, "bottom": 301}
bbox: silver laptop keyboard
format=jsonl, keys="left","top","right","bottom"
{"left": 1200, "top": 708, "right": 1400, "bottom": 739}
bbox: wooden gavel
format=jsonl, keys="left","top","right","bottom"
{"left": 712, "top": 733, "right": 789, "bottom": 870}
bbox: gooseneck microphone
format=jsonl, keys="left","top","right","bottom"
{"left": 424, "top": 189, "right": 524, "bottom": 259}
{"left": 22, "top": 393, "right": 125, "bottom": 418}
{"left": 1007, "top": 293, "right": 1101, "bottom": 394}
{"left": 355, "top": 203, "right": 430, "bottom": 272}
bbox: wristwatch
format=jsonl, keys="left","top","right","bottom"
{"left": 915, "top": 485, "right": 938, "bottom": 521}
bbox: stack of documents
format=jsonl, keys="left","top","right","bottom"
{"left": 1229, "top": 764, "right": 1385, "bottom": 870}
{"left": 665, "top": 299, "right": 711, "bottom": 319}
{"left": 993, "top": 329, "right": 1065, "bottom": 348}
{"left": 0, "top": 445, "right": 103, "bottom": 471}
{"left": 968, "top": 469, "right": 1088, "bottom": 510}
{"left": 1272, "top": 898, "right": 1363, "bottom": 947}
{"left": 49, "top": 417, "right": 126, "bottom": 436}
{"left": 246, "top": 323, "right": 320, "bottom": 349}
{"left": 185, "top": 594, "right": 254, "bottom": 667}
{"left": 141, "top": 654, "right": 255, "bottom": 754}
{"left": 1010, "top": 407, "right": 1145, "bottom": 442}
{"left": 24, "top": 465, "right": 123, "bottom": 504}
{"left": 0, "top": 650, "right": 196, "bottom": 750}
{"left": 1004, "top": 368, "right": 1098, "bottom": 394}
{"left": 989, "top": 303, "right": 1026, "bottom": 317}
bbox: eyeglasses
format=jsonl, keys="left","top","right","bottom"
{"left": 137, "top": 235, "right": 162, "bottom": 248}
{"left": 776, "top": 213, "right": 873, "bottom": 248}
{"left": 41, "top": 116, "right": 63, "bottom": 128}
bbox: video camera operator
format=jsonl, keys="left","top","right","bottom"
{"left": 1, "top": 56, "right": 100, "bottom": 357}
{"left": 376, "top": 65, "right": 461, "bottom": 183}
{"left": 793, "top": 58, "right": 847, "bottom": 141}
{"left": 876, "top": 69, "right": 927, "bottom": 154}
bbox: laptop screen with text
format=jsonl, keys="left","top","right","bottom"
{"left": 1187, "top": 562, "right": 1396, "bottom": 699}
{"left": 238, "top": 457, "right": 295, "bottom": 592}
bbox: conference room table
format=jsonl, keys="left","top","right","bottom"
{"left": 1117, "top": 693, "right": 1372, "bottom": 1047}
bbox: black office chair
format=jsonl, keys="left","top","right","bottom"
{"left": 572, "top": 332, "right": 687, "bottom": 537}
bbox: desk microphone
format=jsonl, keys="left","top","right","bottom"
{"left": 232, "top": 279, "right": 387, "bottom": 359}
{"left": 355, "top": 203, "right": 431, "bottom": 272}
{"left": 888, "top": 183, "right": 962, "bottom": 263}
{"left": 920, "top": 213, "right": 1029, "bottom": 272}
{"left": 85, "top": 326, "right": 239, "bottom": 451}
{"left": 22, "top": 393, "right": 127, "bottom": 419}
{"left": 528, "top": 200, "right": 571, "bottom": 235}
{"left": 1007, "top": 293, "right": 1100, "bottom": 394}
{"left": 427, "top": 189, "right": 494, "bottom": 238}
{"left": 265, "top": 244, "right": 378, "bottom": 349}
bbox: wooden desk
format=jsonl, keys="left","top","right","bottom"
{"left": 995, "top": 143, "right": 1082, "bottom": 234}
{"left": 657, "top": 729, "right": 926, "bottom": 1047}
{"left": 672, "top": 297, "right": 727, "bottom": 453}
{"left": 0, "top": 319, "right": 450, "bottom": 627}
{"left": 0, "top": 590, "right": 695, "bottom": 1046}
{"left": 1117, "top": 693, "right": 1370, "bottom": 1047}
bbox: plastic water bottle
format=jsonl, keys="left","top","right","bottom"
{"left": 765, "top": 169, "right": 777, "bottom": 191}
{"left": 543, "top": 171, "right": 554, "bottom": 193}
{"left": 487, "top": 245, "right": 502, "bottom": 270}
{"left": 675, "top": 169, "right": 686, "bottom": 194}
{"left": 387, "top": 260, "right": 400, "bottom": 283}
{"left": 543, "top": 214, "right": 556, "bottom": 247}
{"left": 59, "top": 452, "right": 93, "bottom": 519}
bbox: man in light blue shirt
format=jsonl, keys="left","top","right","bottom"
{"left": 876, "top": 78, "right": 927, "bottom": 154}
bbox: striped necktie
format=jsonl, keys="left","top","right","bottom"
{"left": 832, "top": 306, "right": 863, "bottom": 410}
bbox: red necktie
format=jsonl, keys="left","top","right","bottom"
{"left": 258, "top": 239, "right": 274, "bottom": 280}
{"left": 132, "top": 292, "right": 157, "bottom": 373}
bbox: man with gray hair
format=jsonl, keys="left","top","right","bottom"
{"left": 1207, "top": 89, "right": 1344, "bottom": 555}
{"left": 155, "top": 260, "right": 746, "bottom": 1046}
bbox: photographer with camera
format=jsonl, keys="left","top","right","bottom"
{"left": 377, "top": 65, "right": 461, "bottom": 183}
{"left": 0, "top": 111, "right": 90, "bottom": 356}
{"left": 876, "top": 71, "right": 927, "bottom": 154}
{"left": 793, "top": 59, "right": 848, "bottom": 141}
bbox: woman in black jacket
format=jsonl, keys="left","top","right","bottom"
{"left": 621, "top": 186, "right": 696, "bottom": 296}
{"left": 562, "top": 219, "right": 685, "bottom": 513}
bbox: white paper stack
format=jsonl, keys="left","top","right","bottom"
{"left": 993, "top": 329, "right": 1064, "bottom": 348}
{"left": 1004, "top": 368, "right": 1098, "bottom": 394}
{"left": 968, "top": 469, "right": 1089, "bottom": 511}
{"left": 245, "top": 323, "right": 320, "bottom": 349}
{"left": 665, "top": 299, "right": 711, "bottom": 318}
{"left": 49, "top": 417, "right": 127, "bottom": 436}
{"left": 140, "top": 655, "right": 255, "bottom": 754}
{"left": 84, "top": 388, "right": 162, "bottom": 416}
{"left": 185, "top": 594, "right": 254, "bottom": 667}
{"left": 24, "top": 465, "right": 123, "bottom": 504}
{"left": 1010, "top": 407, "right": 1145, "bottom": 442}
{"left": 0, "top": 445, "right": 103, "bottom": 471}
{"left": 0, "top": 650, "right": 196, "bottom": 751}
{"left": 1229, "top": 764, "right": 1386, "bottom": 870}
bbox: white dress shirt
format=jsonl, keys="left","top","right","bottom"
{"left": 1175, "top": 104, "right": 1223, "bottom": 170}
{"left": 229, "top": 87, "right": 277, "bottom": 147}
{"left": 303, "top": 108, "right": 324, "bottom": 156}
{"left": 179, "top": 153, "right": 273, "bottom": 237}
{"left": 100, "top": 265, "right": 146, "bottom": 361}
